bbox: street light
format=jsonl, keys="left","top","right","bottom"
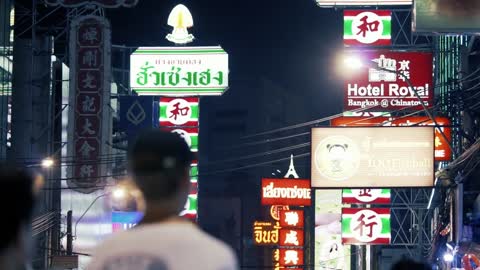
{"left": 443, "top": 252, "right": 454, "bottom": 263}
{"left": 41, "top": 158, "right": 54, "bottom": 168}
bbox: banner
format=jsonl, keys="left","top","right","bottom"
{"left": 331, "top": 116, "right": 452, "bottom": 161}
{"left": 342, "top": 189, "right": 391, "bottom": 204}
{"left": 261, "top": 178, "right": 312, "bottom": 206}
{"left": 311, "top": 127, "right": 434, "bottom": 188}
{"left": 67, "top": 15, "right": 111, "bottom": 192}
{"left": 130, "top": 46, "right": 229, "bottom": 96}
{"left": 159, "top": 97, "right": 199, "bottom": 126}
{"left": 344, "top": 51, "right": 433, "bottom": 111}
{"left": 342, "top": 208, "right": 391, "bottom": 245}
{"left": 344, "top": 10, "right": 391, "bottom": 46}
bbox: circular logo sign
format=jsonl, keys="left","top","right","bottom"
{"left": 314, "top": 135, "right": 360, "bottom": 181}
{"left": 171, "top": 129, "right": 191, "bottom": 147}
{"left": 352, "top": 12, "right": 384, "bottom": 44}
{"left": 270, "top": 205, "right": 290, "bottom": 221}
{"left": 166, "top": 99, "right": 192, "bottom": 125}
{"left": 350, "top": 209, "right": 382, "bottom": 243}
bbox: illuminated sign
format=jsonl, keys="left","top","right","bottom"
{"left": 112, "top": 211, "right": 143, "bottom": 232}
{"left": 159, "top": 97, "right": 199, "bottom": 126}
{"left": 45, "top": 0, "right": 138, "bottom": 8}
{"left": 344, "top": 51, "right": 433, "bottom": 111}
{"left": 253, "top": 221, "right": 281, "bottom": 245}
{"left": 279, "top": 210, "right": 304, "bottom": 228}
{"left": 342, "top": 189, "right": 391, "bottom": 204}
{"left": 166, "top": 4, "right": 194, "bottom": 44}
{"left": 279, "top": 249, "right": 304, "bottom": 267}
{"left": 317, "top": 0, "right": 411, "bottom": 7}
{"left": 311, "top": 127, "right": 434, "bottom": 188}
{"left": 315, "top": 190, "right": 351, "bottom": 270}
{"left": 261, "top": 178, "right": 311, "bottom": 206}
{"left": 162, "top": 127, "right": 199, "bottom": 152}
{"left": 279, "top": 229, "right": 305, "bottom": 247}
{"left": 341, "top": 208, "right": 391, "bottom": 245}
{"left": 130, "top": 46, "right": 229, "bottom": 96}
{"left": 270, "top": 205, "right": 290, "bottom": 221}
{"left": 331, "top": 116, "right": 452, "bottom": 161}
{"left": 344, "top": 10, "right": 391, "bottom": 46}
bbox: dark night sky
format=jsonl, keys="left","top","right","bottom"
{"left": 107, "top": 0, "right": 345, "bottom": 118}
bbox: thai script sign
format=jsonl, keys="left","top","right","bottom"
{"left": 317, "top": 0, "right": 411, "bottom": 7}
{"left": 130, "top": 46, "right": 228, "bottom": 96}
{"left": 342, "top": 189, "right": 391, "bottom": 204}
{"left": 67, "top": 15, "right": 111, "bottom": 192}
{"left": 311, "top": 127, "right": 435, "bottom": 188}
{"left": 344, "top": 10, "right": 391, "bottom": 46}
{"left": 253, "top": 221, "right": 281, "bottom": 245}
{"left": 45, "top": 0, "right": 138, "bottom": 7}
{"left": 261, "top": 178, "right": 312, "bottom": 206}
{"left": 159, "top": 97, "right": 199, "bottom": 126}
{"left": 344, "top": 51, "right": 433, "bottom": 111}
{"left": 331, "top": 116, "right": 452, "bottom": 161}
{"left": 342, "top": 208, "right": 391, "bottom": 245}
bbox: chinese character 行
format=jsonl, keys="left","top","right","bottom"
{"left": 79, "top": 164, "right": 94, "bottom": 178}
{"left": 356, "top": 15, "right": 380, "bottom": 38}
{"left": 353, "top": 213, "right": 378, "bottom": 238}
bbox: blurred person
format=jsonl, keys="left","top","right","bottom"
{"left": 88, "top": 129, "right": 238, "bottom": 270}
{"left": 0, "top": 165, "right": 42, "bottom": 270}
{"left": 391, "top": 257, "right": 432, "bottom": 270}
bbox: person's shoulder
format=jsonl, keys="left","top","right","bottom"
{"left": 191, "top": 227, "right": 237, "bottom": 259}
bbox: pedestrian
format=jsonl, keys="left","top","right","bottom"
{"left": 391, "top": 257, "right": 432, "bottom": 270}
{"left": 0, "top": 164, "right": 42, "bottom": 270}
{"left": 88, "top": 129, "right": 238, "bottom": 270}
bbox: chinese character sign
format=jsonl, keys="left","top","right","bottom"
{"left": 342, "top": 189, "right": 391, "bottom": 204}
{"left": 331, "top": 116, "right": 452, "bottom": 161}
{"left": 317, "top": 0, "right": 411, "bottom": 7}
{"left": 130, "top": 46, "right": 229, "bottom": 96}
{"left": 253, "top": 221, "right": 281, "bottom": 245}
{"left": 68, "top": 15, "right": 111, "bottom": 192}
{"left": 279, "top": 249, "right": 304, "bottom": 267}
{"left": 344, "top": 51, "right": 433, "bottom": 111}
{"left": 279, "top": 210, "right": 304, "bottom": 228}
{"left": 279, "top": 229, "right": 305, "bottom": 247}
{"left": 162, "top": 127, "right": 199, "bottom": 152}
{"left": 344, "top": 10, "right": 391, "bottom": 46}
{"left": 342, "top": 208, "right": 391, "bottom": 245}
{"left": 180, "top": 161, "right": 198, "bottom": 220}
{"left": 160, "top": 97, "right": 199, "bottom": 126}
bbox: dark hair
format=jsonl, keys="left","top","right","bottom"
{"left": 391, "top": 258, "right": 432, "bottom": 270}
{"left": 0, "top": 165, "right": 35, "bottom": 253}
{"left": 128, "top": 129, "right": 193, "bottom": 201}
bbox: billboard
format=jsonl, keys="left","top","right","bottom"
{"left": 342, "top": 189, "right": 391, "bottom": 204}
{"left": 331, "top": 116, "right": 452, "bottom": 161}
{"left": 341, "top": 208, "right": 391, "bottom": 245}
{"left": 315, "top": 190, "right": 351, "bottom": 270}
{"left": 130, "top": 46, "right": 228, "bottom": 96}
{"left": 317, "top": 0, "right": 411, "bottom": 7}
{"left": 311, "top": 127, "right": 435, "bottom": 188}
{"left": 344, "top": 51, "right": 433, "bottom": 111}
{"left": 261, "top": 178, "right": 311, "bottom": 206}
{"left": 344, "top": 10, "right": 391, "bottom": 46}
{"left": 413, "top": 0, "right": 480, "bottom": 33}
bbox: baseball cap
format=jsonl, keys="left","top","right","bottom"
{"left": 128, "top": 129, "right": 194, "bottom": 175}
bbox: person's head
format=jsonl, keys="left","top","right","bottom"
{"left": 0, "top": 164, "right": 39, "bottom": 266}
{"left": 127, "top": 129, "right": 193, "bottom": 217}
{"left": 391, "top": 258, "right": 431, "bottom": 270}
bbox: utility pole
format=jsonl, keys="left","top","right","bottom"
{"left": 67, "top": 210, "right": 73, "bottom": 255}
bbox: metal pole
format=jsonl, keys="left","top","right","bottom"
{"left": 66, "top": 210, "right": 73, "bottom": 255}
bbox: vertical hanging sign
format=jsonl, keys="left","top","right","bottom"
{"left": 68, "top": 15, "right": 111, "bottom": 193}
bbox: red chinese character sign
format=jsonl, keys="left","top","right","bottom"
{"left": 344, "top": 51, "right": 433, "bottom": 111}
{"left": 344, "top": 10, "right": 391, "bottom": 46}
{"left": 68, "top": 15, "right": 111, "bottom": 193}
{"left": 279, "top": 229, "right": 305, "bottom": 247}
{"left": 160, "top": 97, "right": 199, "bottom": 126}
{"left": 279, "top": 210, "right": 304, "bottom": 228}
{"left": 45, "top": 0, "right": 138, "bottom": 8}
{"left": 342, "top": 189, "right": 391, "bottom": 204}
{"left": 279, "top": 249, "right": 304, "bottom": 267}
{"left": 342, "top": 208, "right": 391, "bottom": 245}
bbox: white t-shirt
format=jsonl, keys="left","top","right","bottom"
{"left": 87, "top": 221, "right": 238, "bottom": 270}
